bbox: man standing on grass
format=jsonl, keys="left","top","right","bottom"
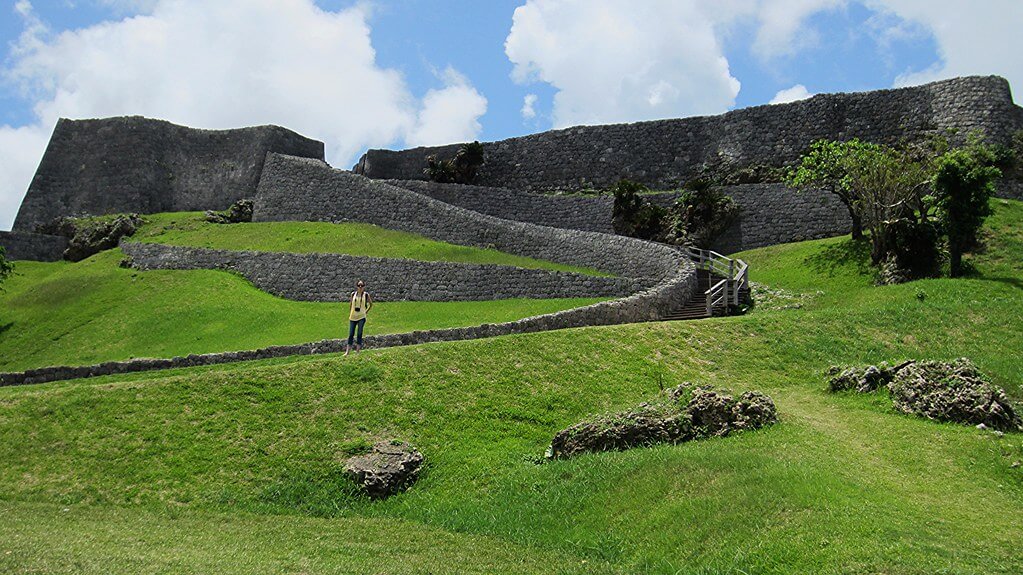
{"left": 345, "top": 279, "right": 372, "bottom": 356}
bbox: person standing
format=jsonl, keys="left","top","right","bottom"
{"left": 345, "top": 280, "right": 372, "bottom": 356}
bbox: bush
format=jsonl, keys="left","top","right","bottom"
{"left": 0, "top": 246, "right": 13, "bottom": 289}
{"left": 610, "top": 180, "right": 665, "bottom": 239}
{"left": 424, "top": 141, "right": 485, "bottom": 184}
{"left": 662, "top": 179, "right": 740, "bottom": 248}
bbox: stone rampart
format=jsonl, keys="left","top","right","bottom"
{"left": 13, "top": 116, "right": 325, "bottom": 232}
{"left": 254, "top": 154, "right": 686, "bottom": 283}
{"left": 384, "top": 180, "right": 615, "bottom": 234}
{"left": 356, "top": 76, "right": 1023, "bottom": 198}
{"left": 0, "top": 231, "right": 68, "bottom": 262}
{"left": 121, "top": 241, "right": 638, "bottom": 301}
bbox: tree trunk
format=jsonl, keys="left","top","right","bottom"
{"left": 850, "top": 210, "right": 864, "bottom": 240}
{"left": 949, "top": 244, "right": 963, "bottom": 278}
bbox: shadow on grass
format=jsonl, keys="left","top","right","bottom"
{"left": 979, "top": 276, "right": 1023, "bottom": 291}
{"left": 958, "top": 261, "right": 1023, "bottom": 290}
{"left": 803, "top": 238, "right": 873, "bottom": 278}
{"left": 0, "top": 322, "right": 13, "bottom": 336}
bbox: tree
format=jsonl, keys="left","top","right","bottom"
{"left": 610, "top": 179, "right": 664, "bottom": 239}
{"left": 932, "top": 144, "right": 1001, "bottom": 277}
{"left": 424, "top": 141, "right": 486, "bottom": 184}
{"left": 787, "top": 139, "right": 866, "bottom": 240}
{"left": 0, "top": 246, "right": 13, "bottom": 289}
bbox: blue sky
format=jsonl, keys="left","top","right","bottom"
{"left": 1, "top": 0, "right": 1021, "bottom": 230}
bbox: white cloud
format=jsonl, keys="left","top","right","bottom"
{"left": 863, "top": 0, "right": 1023, "bottom": 93}
{"left": 503, "top": 0, "right": 854, "bottom": 129}
{"left": 0, "top": 0, "right": 487, "bottom": 230}
{"left": 505, "top": 0, "right": 743, "bottom": 128}
{"left": 0, "top": 124, "right": 51, "bottom": 231}
{"left": 752, "top": 0, "right": 846, "bottom": 59}
{"left": 406, "top": 67, "right": 487, "bottom": 147}
{"left": 770, "top": 84, "right": 814, "bottom": 104}
{"left": 521, "top": 93, "right": 538, "bottom": 120}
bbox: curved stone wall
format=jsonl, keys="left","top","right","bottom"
{"left": 254, "top": 154, "right": 685, "bottom": 283}
{"left": 356, "top": 76, "right": 1023, "bottom": 197}
{"left": 13, "top": 116, "right": 325, "bottom": 232}
{"left": 121, "top": 241, "right": 638, "bottom": 301}
{"left": 384, "top": 180, "right": 615, "bottom": 234}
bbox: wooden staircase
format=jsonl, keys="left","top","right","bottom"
{"left": 662, "top": 249, "right": 750, "bottom": 321}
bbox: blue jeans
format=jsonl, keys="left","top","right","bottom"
{"left": 347, "top": 318, "right": 366, "bottom": 346}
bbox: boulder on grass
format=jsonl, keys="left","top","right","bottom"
{"left": 889, "top": 358, "right": 1022, "bottom": 432}
{"left": 344, "top": 440, "right": 424, "bottom": 498}
{"left": 58, "top": 214, "right": 142, "bottom": 262}
{"left": 205, "top": 199, "right": 254, "bottom": 224}
{"left": 827, "top": 363, "right": 905, "bottom": 393}
{"left": 547, "top": 383, "right": 777, "bottom": 460}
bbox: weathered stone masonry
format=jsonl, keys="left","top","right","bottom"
{"left": 384, "top": 179, "right": 616, "bottom": 234}
{"left": 356, "top": 76, "right": 1023, "bottom": 198}
{"left": 254, "top": 154, "right": 685, "bottom": 284}
{"left": 13, "top": 116, "right": 324, "bottom": 233}
{"left": 121, "top": 241, "right": 639, "bottom": 301}
{"left": 0, "top": 231, "right": 67, "bottom": 262}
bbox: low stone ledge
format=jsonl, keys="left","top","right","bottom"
{"left": 121, "top": 241, "right": 640, "bottom": 301}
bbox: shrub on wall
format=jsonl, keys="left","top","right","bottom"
{"left": 662, "top": 179, "right": 741, "bottom": 249}
{"left": 610, "top": 179, "right": 665, "bottom": 239}
{"left": 611, "top": 178, "right": 739, "bottom": 249}
{"left": 424, "top": 141, "right": 486, "bottom": 184}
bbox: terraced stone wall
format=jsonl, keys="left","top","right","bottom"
{"left": 385, "top": 180, "right": 615, "bottom": 234}
{"left": 13, "top": 116, "right": 325, "bottom": 232}
{"left": 121, "top": 242, "right": 638, "bottom": 301}
{"left": 356, "top": 76, "right": 1023, "bottom": 199}
{"left": 253, "top": 153, "right": 697, "bottom": 323}
{"left": 255, "top": 154, "right": 683, "bottom": 283}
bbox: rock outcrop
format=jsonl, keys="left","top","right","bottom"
{"left": 344, "top": 441, "right": 424, "bottom": 498}
{"left": 827, "top": 358, "right": 1022, "bottom": 432}
{"left": 547, "top": 383, "right": 778, "bottom": 459}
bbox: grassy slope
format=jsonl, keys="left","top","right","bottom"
{"left": 133, "top": 212, "right": 608, "bottom": 276}
{"left": 1, "top": 200, "right": 1022, "bottom": 573}
{"left": 0, "top": 249, "right": 605, "bottom": 372}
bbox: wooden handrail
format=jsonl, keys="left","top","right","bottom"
{"left": 687, "top": 247, "right": 749, "bottom": 315}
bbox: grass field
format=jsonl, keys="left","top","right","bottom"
{"left": 0, "top": 200, "right": 1021, "bottom": 574}
{"left": 133, "top": 212, "right": 608, "bottom": 275}
{"left": 0, "top": 249, "right": 606, "bottom": 372}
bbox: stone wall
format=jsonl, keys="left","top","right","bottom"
{"left": 13, "top": 116, "right": 325, "bottom": 232}
{"left": 254, "top": 154, "right": 686, "bottom": 283}
{"left": 384, "top": 180, "right": 615, "bottom": 234}
{"left": 121, "top": 241, "right": 638, "bottom": 301}
{"left": 643, "top": 184, "right": 852, "bottom": 253}
{"left": 0, "top": 231, "right": 68, "bottom": 262}
{"left": 355, "top": 76, "right": 1023, "bottom": 198}
{"left": 377, "top": 181, "right": 850, "bottom": 255}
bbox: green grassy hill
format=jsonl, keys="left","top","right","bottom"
{"left": 134, "top": 212, "right": 608, "bottom": 275}
{"left": 0, "top": 200, "right": 1021, "bottom": 574}
{"left": 0, "top": 213, "right": 612, "bottom": 372}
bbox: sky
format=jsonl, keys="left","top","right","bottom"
{"left": 1, "top": 0, "right": 1022, "bottom": 230}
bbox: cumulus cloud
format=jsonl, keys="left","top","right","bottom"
{"left": 503, "top": 0, "right": 855, "bottom": 129}
{"left": 0, "top": 0, "right": 487, "bottom": 230}
{"left": 770, "top": 84, "right": 814, "bottom": 104}
{"left": 752, "top": 0, "right": 845, "bottom": 59}
{"left": 521, "top": 93, "right": 538, "bottom": 120}
{"left": 863, "top": 0, "right": 1023, "bottom": 92}
{"left": 407, "top": 67, "right": 487, "bottom": 147}
{"left": 505, "top": 0, "right": 743, "bottom": 128}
